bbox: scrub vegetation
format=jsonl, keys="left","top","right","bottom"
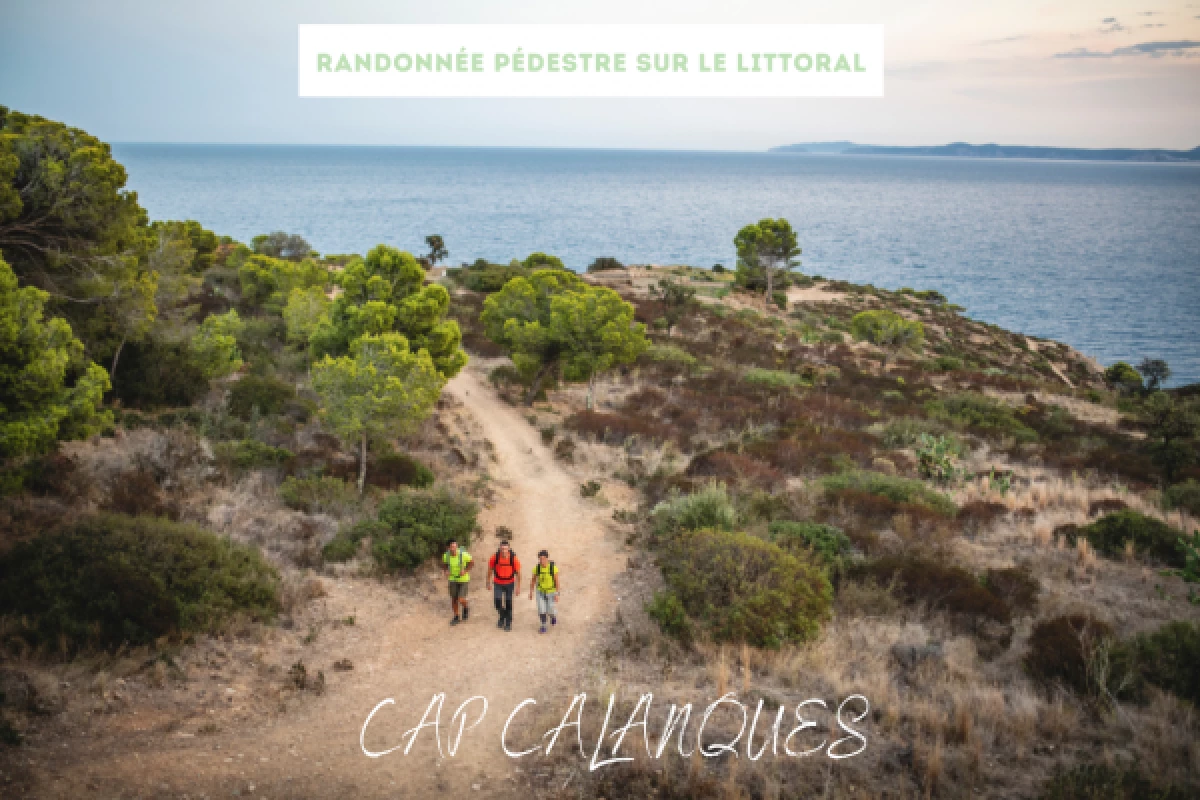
{"left": 2, "top": 106, "right": 1199, "bottom": 798}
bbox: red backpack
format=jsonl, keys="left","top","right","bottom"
{"left": 492, "top": 549, "right": 517, "bottom": 582}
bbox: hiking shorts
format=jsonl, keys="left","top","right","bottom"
{"left": 448, "top": 581, "right": 469, "bottom": 600}
{"left": 536, "top": 590, "right": 557, "bottom": 616}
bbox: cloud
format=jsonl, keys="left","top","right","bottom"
{"left": 1138, "top": 10, "right": 1161, "bottom": 15}
{"left": 1100, "top": 17, "right": 1127, "bottom": 33}
{"left": 979, "top": 34, "right": 1029, "bottom": 45}
{"left": 1143, "top": 23, "right": 1166, "bottom": 27}
{"left": 1054, "top": 40, "right": 1200, "bottom": 58}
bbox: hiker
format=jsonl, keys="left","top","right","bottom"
{"left": 486, "top": 540, "right": 521, "bottom": 632}
{"left": 442, "top": 539, "right": 473, "bottom": 625}
{"left": 528, "top": 549, "right": 562, "bottom": 634}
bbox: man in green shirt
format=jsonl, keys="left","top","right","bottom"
{"left": 442, "top": 539, "right": 473, "bottom": 625}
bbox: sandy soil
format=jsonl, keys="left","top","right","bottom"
{"left": 12, "top": 366, "right": 627, "bottom": 798}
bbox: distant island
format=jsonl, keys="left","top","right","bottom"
{"left": 770, "top": 141, "right": 1200, "bottom": 163}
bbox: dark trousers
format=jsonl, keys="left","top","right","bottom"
{"left": 493, "top": 582, "right": 515, "bottom": 624}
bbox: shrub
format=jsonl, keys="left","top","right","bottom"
{"left": 927, "top": 392, "right": 1037, "bottom": 443}
{"left": 587, "top": 257, "right": 625, "bottom": 272}
{"left": 371, "top": 489, "right": 478, "bottom": 572}
{"left": 933, "top": 355, "right": 964, "bottom": 372}
{"left": 770, "top": 291, "right": 788, "bottom": 310}
{"left": 566, "top": 410, "right": 679, "bottom": 446}
{"left": 983, "top": 565, "right": 1039, "bottom": 615}
{"left": 642, "top": 344, "right": 698, "bottom": 370}
{"left": 1025, "top": 613, "right": 1113, "bottom": 694}
{"left": 0, "top": 514, "right": 278, "bottom": 653}
{"left": 768, "top": 521, "right": 854, "bottom": 575}
{"left": 227, "top": 374, "right": 296, "bottom": 421}
{"left": 1110, "top": 620, "right": 1200, "bottom": 707}
{"left": 1079, "top": 510, "right": 1186, "bottom": 567}
{"left": 279, "top": 475, "right": 357, "bottom": 514}
{"left": 850, "top": 310, "right": 924, "bottom": 356}
{"left": 645, "top": 590, "right": 691, "bottom": 640}
{"left": 821, "top": 470, "right": 957, "bottom": 516}
{"left": 1163, "top": 480, "right": 1200, "bottom": 517}
{"left": 109, "top": 337, "right": 210, "bottom": 409}
{"left": 322, "top": 519, "right": 387, "bottom": 563}
{"left": 1039, "top": 763, "right": 1189, "bottom": 800}
{"left": 651, "top": 483, "right": 737, "bottom": 536}
{"left": 685, "top": 450, "right": 783, "bottom": 489}
{"left": 371, "top": 452, "right": 435, "bottom": 489}
{"left": 656, "top": 529, "right": 832, "bottom": 648}
{"left": 217, "top": 439, "right": 294, "bottom": 471}
{"left": 742, "top": 367, "right": 807, "bottom": 389}
{"left": 915, "top": 434, "right": 964, "bottom": 485}
{"left": 859, "top": 555, "right": 1011, "bottom": 626}
{"left": 880, "top": 417, "right": 953, "bottom": 450}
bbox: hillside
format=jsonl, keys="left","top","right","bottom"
{"left": 770, "top": 141, "right": 1200, "bottom": 162}
{"left": 2, "top": 108, "right": 1199, "bottom": 799}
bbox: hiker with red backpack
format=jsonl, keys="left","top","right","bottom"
{"left": 486, "top": 540, "right": 521, "bottom": 632}
{"left": 528, "top": 549, "right": 562, "bottom": 634}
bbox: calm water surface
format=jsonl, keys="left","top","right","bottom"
{"left": 113, "top": 145, "right": 1200, "bottom": 384}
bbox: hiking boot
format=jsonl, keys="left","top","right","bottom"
{"left": 497, "top": 617, "right": 504, "bottom": 628}
{"left": 539, "top": 626, "right": 547, "bottom": 634}
{"left": 462, "top": 606, "right": 469, "bottom": 621}
{"left": 551, "top": 616, "right": 557, "bottom": 626}
{"left": 450, "top": 616, "right": 461, "bottom": 626}
{"left": 505, "top": 621, "right": 512, "bottom": 632}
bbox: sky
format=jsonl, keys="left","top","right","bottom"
{"left": 1, "top": 0, "right": 1198, "bottom": 149}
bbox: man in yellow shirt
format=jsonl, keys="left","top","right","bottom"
{"left": 528, "top": 549, "right": 562, "bottom": 634}
{"left": 442, "top": 539, "right": 473, "bottom": 625}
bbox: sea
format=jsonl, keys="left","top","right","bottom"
{"left": 111, "top": 144, "right": 1200, "bottom": 385}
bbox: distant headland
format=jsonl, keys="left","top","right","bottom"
{"left": 769, "top": 141, "right": 1200, "bottom": 163}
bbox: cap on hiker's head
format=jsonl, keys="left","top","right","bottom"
{"left": 448, "top": 539, "right": 458, "bottom": 546}
{"left": 538, "top": 549, "right": 549, "bottom": 558}
{"left": 499, "top": 540, "right": 510, "bottom": 547}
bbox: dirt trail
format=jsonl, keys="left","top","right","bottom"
{"left": 34, "top": 366, "right": 625, "bottom": 798}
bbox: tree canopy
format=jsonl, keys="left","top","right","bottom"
{"left": 311, "top": 332, "right": 444, "bottom": 492}
{"left": 850, "top": 309, "right": 925, "bottom": 365}
{"left": 733, "top": 218, "right": 801, "bottom": 299}
{"left": 309, "top": 244, "right": 466, "bottom": 378}
{"left": 0, "top": 106, "right": 159, "bottom": 363}
{"left": 481, "top": 268, "right": 647, "bottom": 405}
{"left": 251, "top": 231, "right": 312, "bottom": 261}
{"left": 0, "top": 255, "right": 111, "bottom": 460}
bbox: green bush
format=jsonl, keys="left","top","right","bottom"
{"left": 821, "top": 470, "right": 957, "bottom": 516}
{"left": 645, "top": 590, "right": 691, "bottom": 640}
{"left": 927, "top": 392, "right": 1037, "bottom": 443}
{"left": 227, "top": 374, "right": 296, "bottom": 421}
{"left": 768, "top": 521, "right": 853, "bottom": 575}
{"left": 0, "top": 514, "right": 278, "bottom": 652}
{"left": 217, "top": 439, "right": 294, "bottom": 471}
{"left": 1110, "top": 620, "right": 1200, "bottom": 707}
{"left": 849, "top": 309, "right": 924, "bottom": 352}
{"left": 1038, "top": 763, "right": 1189, "bottom": 799}
{"left": 322, "top": 519, "right": 387, "bottom": 563}
{"left": 742, "top": 368, "right": 807, "bottom": 389}
{"left": 642, "top": 344, "right": 698, "bottom": 370}
{"left": 109, "top": 337, "right": 210, "bottom": 410}
{"left": 933, "top": 355, "right": 964, "bottom": 372}
{"left": 370, "top": 488, "right": 478, "bottom": 572}
{"left": 1079, "top": 510, "right": 1186, "bottom": 568}
{"left": 655, "top": 529, "right": 832, "bottom": 648}
{"left": 1163, "top": 480, "right": 1200, "bottom": 517}
{"left": 279, "top": 475, "right": 357, "bottom": 514}
{"left": 880, "top": 417, "right": 950, "bottom": 449}
{"left": 651, "top": 483, "right": 737, "bottom": 537}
